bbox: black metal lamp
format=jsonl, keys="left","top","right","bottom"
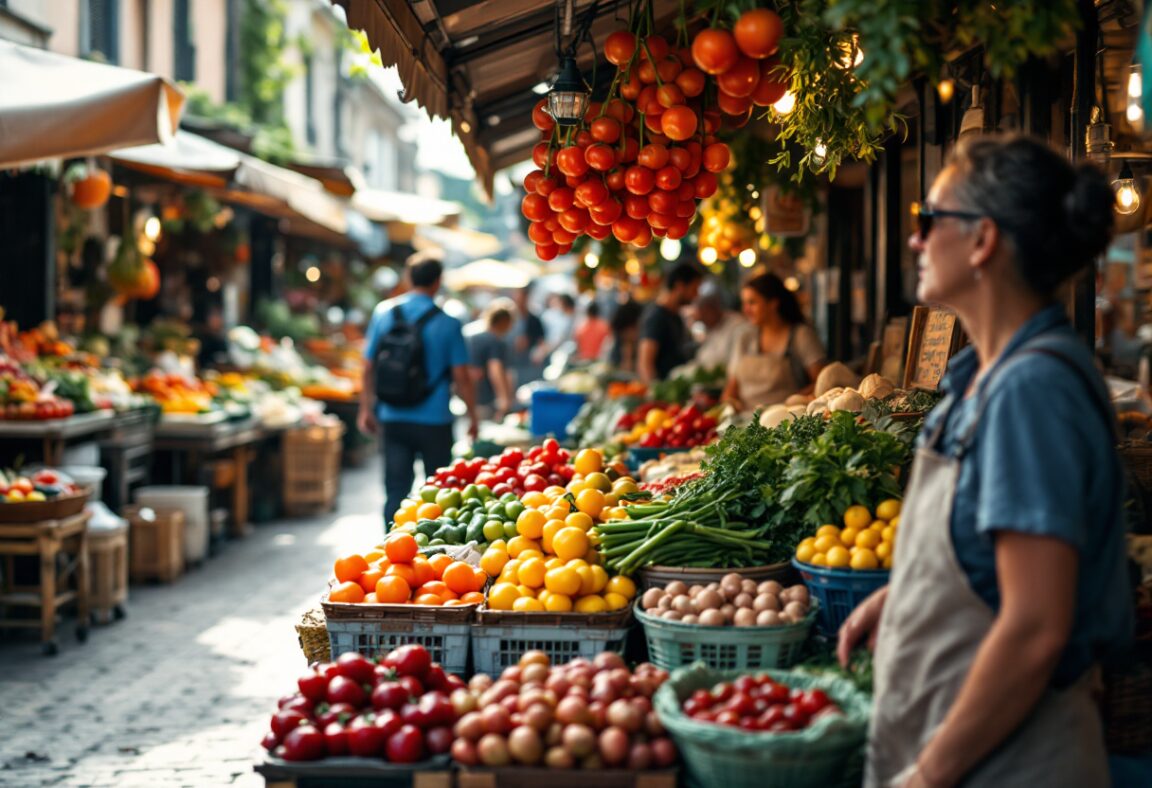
{"left": 547, "top": 55, "right": 589, "bottom": 126}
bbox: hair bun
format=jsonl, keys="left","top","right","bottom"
{"left": 1063, "top": 164, "right": 1115, "bottom": 260}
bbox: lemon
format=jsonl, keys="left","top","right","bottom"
{"left": 810, "top": 552, "right": 828, "bottom": 566}
{"left": 796, "top": 542, "right": 816, "bottom": 563}
{"left": 488, "top": 582, "right": 521, "bottom": 610}
{"left": 876, "top": 542, "right": 892, "bottom": 561}
{"left": 513, "top": 596, "right": 546, "bottom": 612}
{"left": 575, "top": 595, "right": 608, "bottom": 613}
{"left": 876, "top": 499, "right": 902, "bottom": 521}
{"left": 589, "top": 565, "right": 609, "bottom": 593}
{"left": 855, "top": 529, "right": 882, "bottom": 550}
{"left": 544, "top": 593, "right": 573, "bottom": 612}
{"left": 843, "top": 505, "right": 872, "bottom": 531}
{"left": 850, "top": 548, "right": 879, "bottom": 570}
{"left": 881, "top": 526, "right": 896, "bottom": 543}
{"left": 816, "top": 525, "right": 841, "bottom": 540}
{"left": 545, "top": 566, "right": 582, "bottom": 596}
{"left": 882, "top": 555, "right": 894, "bottom": 569}
{"left": 603, "top": 592, "right": 630, "bottom": 611}
{"left": 826, "top": 546, "right": 851, "bottom": 568}
{"left": 870, "top": 520, "right": 887, "bottom": 531}
{"left": 889, "top": 515, "right": 900, "bottom": 530}
{"left": 519, "top": 557, "right": 547, "bottom": 588}
{"left": 814, "top": 534, "right": 840, "bottom": 554}
{"left": 840, "top": 527, "right": 860, "bottom": 548}
{"left": 605, "top": 575, "right": 636, "bottom": 599}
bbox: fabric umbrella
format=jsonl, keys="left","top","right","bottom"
{"left": 0, "top": 40, "right": 183, "bottom": 168}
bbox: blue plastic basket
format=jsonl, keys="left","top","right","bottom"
{"left": 791, "top": 558, "right": 889, "bottom": 636}
{"left": 627, "top": 445, "right": 692, "bottom": 470}
{"left": 529, "top": 390, "right": 587, "bottom": 438}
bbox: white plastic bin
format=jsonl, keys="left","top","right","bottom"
{"left": 134, "top": 486, "right": 210, "bottom": 564}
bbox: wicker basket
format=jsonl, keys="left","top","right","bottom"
{"left": 283, "top": 422, "right": 345, "bottom": 515}
{"left": 635, "top": 603, "right": 816, "bottom": 671}
{"left": 638, "top": 561, "right": 798, "bottom": 591}
{"left": 471, "top": 607, "right": 633, "bottom": 676}
{"left": 1101, "top": 580, "right": 1152, "bottom": 753}
{"left": 296, "top": 607, "right": 330, "bottom": 664}
{"left": 322, "top": 595, "right": 475, "bottom": 675}
{"left": 0, "top": 487, "right": 91, "bottom": 523}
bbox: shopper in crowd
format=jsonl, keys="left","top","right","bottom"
{"left": 538, "top": 292, "right": 577, "bottom": 365}
{"left": 692, "top": 291, "right": 752, "bottom": 371}
{"left": 637, "top": 263, "right": 703, "bottom": 383}
{"left": 721, "top": 273, "right": 825, "bottom": 411}
{"left": 509, "top": 286, "right": 546, "bottom": 384}
{"left": 358, "top": 252, "right": 478, "bottom": 526}
{"left": 466, "top": 300, "right": 516, "bottom": 421}
{"left": 574, "top": 302, "right": 611, "bottom": 362}
{"left": 601, "top": 300, "right": 645, "bottom": 374}
{"left": 838, "top": 135, "right": 1131, "bottom": 787}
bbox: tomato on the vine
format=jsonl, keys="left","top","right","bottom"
{"left": 751, "top": 57, "right": 788, "bottom": 106}
{"left": 734, "top": 8, "right": 784, "bottom": 59}
{"left": 642, "top": 35, "right": 670, "bottom": 63}
{"left": 668, "top": 147, "right": 692, "bottom": 174}
{"left": 619, "top": 137, "right": 640, "bottom": 164}
{"left": 535, "top": 176, "right": 559, "bottom": 196}
{"left": 656, "top": 84, "right": 685, "bottom": 109}
{"left": 632, "top": 224, "right": 653, "bottom": 247}
{"left": 612, "top": 217, "right": 643, "bottom": 242}
{"left": 675, "top": 67, "right": 706, "bottom": 98}
{"left": 677, "top": 181, "right": 696, "bottom": 201}
{"left": 637, "top": 144, "right": 670, "bottom": 170}
{"left": 624, "top": 165, "right": 656, "bottom": 195}
{"left": 586, "top": 222, "right": 612, "bottom": 240}
{"left": 605, "top": 30, "right": 637, "bottom": 66}
{"left": 521, "top": 193, "right": 550, "bottom": 221}
{"left": 605, "top": 99, "right": 633, "bottom": 123}
{"left": 675, "top": 199, "right": 697, "bottom": 218}
{"left": 717, "top": 90, "right": 753, "bottom": 117}
{"left": 552, "top": 227, "right": 577, "bottom": 245}
{"left": 648, "top": 189, "right": 677, "bottom": 215}
{"left": 666, "top": 218, "right": 691, "bottom": 239}
{"left": 648, "top": 211, "right": 674, "bottom": 230}
{"left": 590, "top": 117, "right": 621, "bottom": 144}
{"left": 558, "top": 206, "right": 591, "bottom": 234}
{"left": 660, "top": 106, "right": 698, "bottom": 141}
{"left": 591, "top": 197, "right": 623, "bottom": 224}
{"left": 575, "top": 179, "right": 608, "bottom": 207}
{"left": 605, "top": 169, "right": 627, "bottom": 191}
{"left": 692, "top": 28, "right": 740, "bottom": 75}
{"left": 693, "top": 170, "right": 719, "bottom": 198}
{"left": 535, "top": 243, "right": 559, "bottom": 261}
{"left": 702, "top": 143, "right": 731, "bottom": 173}
{"left": 624, "top": 193, "right": 652, "bottom": 220}
{"left": 655, "top": 165, "right": 682, "bottom": 191}
{"left": 717, "top": 57, "right": 760, "bottom": 98}
{"left": 621, "top": 70, "right": 642, "bottom": 100}
{"left": 531, "top": 142, "right": 555, "bottom": 169}
{"left": 656, "top": 56, "right": 682, "bottom": 83}
{"left": 523, "top": 169, "right": 545, "bottom": 194}
{"left": 556, "top": 147, "right": 590, "bottom": 177}
{"left": 637, "top": 59, "right": 658, "bottom": 84}
{"left": 532, "top": 99, "right": 555, "bottom": 131}
{"left": 547, "top": 187, "right": 575, "bottom": 213}
{"left": 527, "top": 222, "right": 553, "bottom": 244}
{"left": 584, "top": 143, "right": 617, "bottom": 171}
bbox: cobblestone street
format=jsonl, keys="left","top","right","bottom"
{"left": 0, "top": 459, "right": 385, "bottom": 787}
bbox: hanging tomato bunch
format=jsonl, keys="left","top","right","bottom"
{"left": 520, "top": 5, "right": 789, "bottom": 263}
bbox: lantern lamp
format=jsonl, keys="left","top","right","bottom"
{"left": 547, "top": 55, "right": 589, "bottom": 126}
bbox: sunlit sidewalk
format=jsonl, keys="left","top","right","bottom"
{"left": 0, "top": 459, "right": 386, "bottom": 787}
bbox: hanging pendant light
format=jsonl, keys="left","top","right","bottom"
{"left": 547, "top": 55, "right": 589, "bottom": 127}
{"left": 1113, "top": 161, "right": 1142, "bottom": 216}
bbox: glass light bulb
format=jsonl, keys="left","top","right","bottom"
{"left": 773, "top": 91, "right": 796, "bottom": 115}
{"left": 811, "top": 141, "right": 828, "bottom": 166}
{"left": 937, "top": 79, "right": 955, "bottom": 104}
{"left": 144, "top": 216, "right": 162, "bottom": 242}
{"left": 584, "top": 253, "right": 599, "bottom": 269}
{"left": 699, "top": 246, "right": 718, "bottom": 264}
{"left": 1129, "top": 66, "right": 1143, "bottom": 99}
{"left": 1127, "top": 103, "right": 1144, "bottom": 124}
{"left": 1114, "top": 178, "right": 1141, "bottom": 215}
{"left": 738, "top": 248, "right": 757, "bottom": 267}
{"left": 305, "top": 266, "right": 321, "bottom": 282}
{"left": 659, "top": 237, "right": 681, "bottom": 261}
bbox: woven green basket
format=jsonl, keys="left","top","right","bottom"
{"left": 635, "top": 603, "right": 816, "bottom": 671}
{"left": 654, "top": 664, "right": 871, "bottom": 788}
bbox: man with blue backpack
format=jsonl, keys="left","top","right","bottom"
{"left": 358, "top": 252, "right": 478, "bottom": 526}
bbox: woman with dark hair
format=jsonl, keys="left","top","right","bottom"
{"left": 838, "top": 135, "right": 1131, "bottom": 787}
{"left": 721, "top": 272, "right": 826, "bottom": 411}
{"left": 602, "top": 300, "right": 644, "bottom": 373}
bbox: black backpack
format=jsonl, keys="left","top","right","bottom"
{"left": 373, "top": 304, "right": 444, "bottom": 407}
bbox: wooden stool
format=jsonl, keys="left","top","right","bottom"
{"left": 88, "top": 524, "right": 128, "bottom": 624}
{"left": 123, "top": 505, "right": 185, "bottom": 583}
{"left": 0, "top": 511, "right": 91, "bottom": 656}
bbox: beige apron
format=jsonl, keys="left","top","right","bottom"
{"left": 867, "top": 358, "right": 1109, "bottom": 787}
{"left": 734, "top": 326, "right": 805, "bottom": 409}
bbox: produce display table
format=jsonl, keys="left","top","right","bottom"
{"left": 0, "top": 410, "right": 117, "bottom": 465}
{"left": 153, "top": 418, "right": 264, "bottom": 537}
{"left": 99, "top": 408, "right": 157, "bottom": 513}
{"left": 0, "top": 510, "right": 91, "bottom": 655}
{"left": 254, "top": 757, "right": 452, "bottom": 788}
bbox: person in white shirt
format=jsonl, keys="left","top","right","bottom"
{"left": 693, "top": 292, "right": 752, "bottom": 371}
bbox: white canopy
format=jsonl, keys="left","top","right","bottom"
{"left": 0, "top": 40, "right": 183, "bottom": 168}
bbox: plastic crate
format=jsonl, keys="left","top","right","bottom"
{"left": 529, "top": 390, "right": 587, "bottom": 438}
{"left": 457, "top": 767, "right": 677, "bottom": 788}
{"left": 792, "top": 558, "right": 889, "bottom": 636}
{"left": 322, "top": 595, "right": 474, "bottom": 676}
{"left": 634, "top": 603, "right": 815, "bottom": 671}
{"left": 638, "top": 562, "right": 798, "bottom": 591}
{"left": 470, "top": 608, "right": 632, "bottom": 675}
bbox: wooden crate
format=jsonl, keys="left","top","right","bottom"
{"left": 457, "top": 768, "right": 678, "bottom": 788}
{"left": 88, "top": 526, "right": 128, "bottom": 624}
{"left": 123, "top": 505, "right": 185, "bottom": 583}
{"left": 283, "top": 423, "right": 344, "bottom": 515}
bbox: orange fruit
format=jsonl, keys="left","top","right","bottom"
{"left": 385, "top": 562, "right": 418, "bottom": 587}
{"left": 363, "top": 592, "right": 379, "bottom": 604}
{"left": 472, "top": 567, "right": 488, "bottom": 593}
{"left": 364, "top": 549, "right": 386, "bottom": 563}
{"left": 575, "top": 489, "right": 606, "bottom": 518}
{"left": 420, "top": 580, "right": 449, "bottom": 597}
{"left": 411, "top": 556, "right": 436, "bottom": 587}
{"left": 385, "top": 533, "right": 419, "bottom": 564}
{"left": 334, "top": 554, "right": 369, "bottom": 583}
{"left": 358, "top": 567, "right": 386, "bottom": 594}
{"left": 415, "top": 502, "right": 442, "bottom": 520}
{"left": 375, "top": 575, "right": 411, "bottom": 603}
{"left": 553, "top": 527, "right": 591, "bottom": 561}
{"left": 517, "top": 509, "right": 547, "bottom": 539}
{"left": 414, "top": 593, "right": 442, "bottom": 606}
{"left": 329, "top": 580, "right": 366, "bottom": 603}
{"left": 573, "top": 448, "right": 604, "bottom": 475}
{"left": 443, "top": 562, "right": 478, "bottom": 595}
{"left": 393, "top": 508, "right": 416, "bottom": 525}
{"left": 428, "top": 553, "right": 453, "bottom": 579}
{"left": 460, "top": 591, "right": 486, "bottom": 605}
{"left": 440, "top": 589, "right": 459, "bottom": 601}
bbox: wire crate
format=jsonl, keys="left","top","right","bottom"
{"left": 471, "top": 608, "right": 632, "bottom": 676}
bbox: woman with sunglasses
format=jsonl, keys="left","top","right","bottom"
{"left": 838, "top": 135, "right": 1131, "bottom": 787}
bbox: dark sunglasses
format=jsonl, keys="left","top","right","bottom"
{"left": 910, "top": 201, "right": 987, "bottom": 238}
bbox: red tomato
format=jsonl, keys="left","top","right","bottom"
{"left": 624, "top": 166, "right": 656, "bottom": 195}
{"left": 605, "top": 30, "right": 637, "bottom": 66}
{"left": 716, "top": 57, "right": 760, "bottom": 98}
{"left": 387, "top": 725, "right": 426, "bottom": 763}
{"left": 584, "top": 144, "right": 617, "bottom": 172}
{"left": 691, "top": 28, "right": 740, "bottom": 75}
{"left": 733, "top": 8, "right": 784, "bottom": 59}
{"left": 532, "top": 99, "right": 555, "bottom": 131}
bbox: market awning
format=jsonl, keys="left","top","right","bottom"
{"left": 442, "top": 257, "right": 539, "bottom": 290}
{"left": 0, "top": 40, "right": 184, "bottom": 168}
{"left": 110, "top": 130, "right": 240, "bottom": 188}
{"left": 412, "top": 224, "right": 503, "bottom": 259}
{"left": 328, "top": 0, "right": 680, "bottom": 197}
{"left": 352, "top": 187, "right": 462, "bottom": 225}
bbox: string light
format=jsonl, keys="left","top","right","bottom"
{"left": 584, "top": 253, "right": 600, "bottom": 269}
{"left": 144, "top": 216, "right": 162, "bottom": 242}
{"left": 937, "top": 79, "right": 955, "bottom": 104}
{"left": 811, "top": 140, "right": 828, "bottom": 167}
{"left": 772, "top": 91, "right": 796, "bottom": 115}
{"left": 305, "top": 266, "right": 321, "bottom": 282}
{"left": 1113, "top": 161, "right": 1141, "bottom": 215}
{"left": 659, "top": 237, "right": 681, "bottom": 261}
{"left": 1127, "top": 65, "right": 1144, "bottom": 129}
{"left": 738, "top": 248, "right": 757, "bottom": 268}
{"left": 699, "top": 246, "right": 718, "bottom": 264}
{"left": 784, "top": 276, "right": 801, "bottom": 292}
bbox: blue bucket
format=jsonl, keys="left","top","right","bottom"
{"left": 792, "top": 558, "right": 889, "bottom": 636}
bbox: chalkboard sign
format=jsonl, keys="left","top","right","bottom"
{"left": 903, "top": 306, "right": 965, "bottom": 391}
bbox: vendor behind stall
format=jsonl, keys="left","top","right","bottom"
{"left": 722, "top": 273, "right": 826, "bottom": 411}
{"left": 638, "top": 263, "right": 703, "bottom": 383}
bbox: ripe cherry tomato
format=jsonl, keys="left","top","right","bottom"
{"left": 584, "top": 144, "right": 617, "bottom": 172}
{"left": 675, "top": 67, "right": 706, "bottom": 97}
{"left": 521, "top": 193, "right": 550, "bottom": 221}
{"left": 734, "top": 8, "right": 784, "bottom": 59}
{"left": 655, "top": 165, "right": 682, "bottom": 191}
{"left": 660, "top": 106, "right": 698, "bottom": 141}
{"left": 692, "top": 28, "right": 740, "bottom": 75}
{"left": 716, "top": 56, "right": 760, "bottom": 98}
{"left": 532, "top": 98, "right": 555, "bottom": 131}
{"left": 624, "top": 166, "right": 656, "bottom": 195}
{"left": 605, "top": 30, "right": 637, "bottom": 66}
{"left": 702, "top": 143, "right": 731, "bottom": 173}
{"left": 751, "top": 56, "right": 789, "bottom": 106}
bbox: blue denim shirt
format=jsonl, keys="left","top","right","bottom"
{"left": 363, "top": 294, "right": 469, "bottom": 426}
{"left": 920, "top": 304, "right": 1132, "bottom": 686}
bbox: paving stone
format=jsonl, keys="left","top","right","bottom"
{"left": 0, "top": 460, "right": 384, "bottom": 785}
